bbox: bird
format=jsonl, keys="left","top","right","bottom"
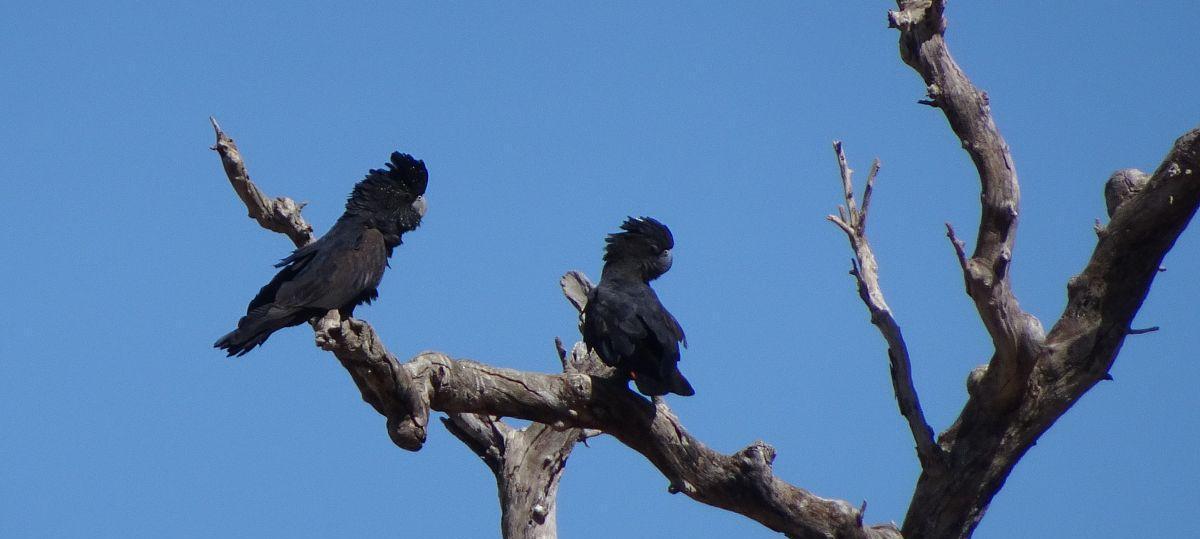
{"left": 581, "top": 217, "right": 694, "bottom": 396}
{"left": 215, "top": 152, "right": 429, "bottom": 357}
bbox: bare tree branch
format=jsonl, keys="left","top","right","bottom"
{"left": 827, "top": 142, "right": 944, "bottom": 474}
{"left": 889, "top": 1, "right": 1044, "bottom": 413}
{"left": 210, "top": 117, "right": 314, "bottom": 247}
{"left": 878, "top": 2, "right": 1200, "bottom": 537}
{"left": 210, "top": 120, "right": 900, "bottom": 539}
{"left": 944, "top": 223, "right": 970, "bottom": 285}
{"left": 442, "top": 412, "right": 509, "bottom": 474}
{"left": 911, "top": 126, "right": 1199, "bottom": 539}
{"left": 1042, "top": 127, "right": 1200, "bottom": 398}
{"left": 330, "top": 329, "right": 900, "bottom": 539}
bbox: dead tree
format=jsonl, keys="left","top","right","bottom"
{"left": 210, "top": 2, "right": 1199, "bottom": 537}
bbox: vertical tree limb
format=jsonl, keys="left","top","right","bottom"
{"left": 444, "top": 409, "right": 577, "bottom": 539}
{"left": 875, "top": 3, "right": 1200, "bottom": 537}
{"left": 889, "top": 1, "right": 1044, "bottom": 412}
{"left": 441, "top": 337, "right": 605, "bottom": 539}
{"left": 827, "top": 142, "right": 944, "bottom": 474}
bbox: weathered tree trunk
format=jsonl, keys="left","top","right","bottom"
{"left": 444, "top": 413, "right": 579, "bottom": 539}
{"left": 442, "top": 336, "right": 605, "bottom": 539}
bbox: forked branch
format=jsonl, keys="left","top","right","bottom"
{"left": 827, "top": 142, "right": 943, "bottom": 473}
{"left": 882, "top": 2, "right": 1200, "bottom": 538}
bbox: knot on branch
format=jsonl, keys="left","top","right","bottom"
{"left": 388, "top": 414, "right": 427, "bottom": 451}
{"left": 1105, "top": 168, "right": 1149, "bottom": 218}
{"left": 564, "top": 372, "right": 592, "bottom": 397}
{"left": 965, "top": 364, "right": 988, "bottom": 397}
{"left": 736, "top": 440, "right": 777, "bottom": 470}
{"left": 887, "top": 0, "right": 946, "bottom": 34}
{"left": 269, "top": 196, "right": 313, "bottom": 237}
{"left": 530, "top": 503, "right": 548, "bottom": 524}
{"left": 667, "top": 480, "right": 696, "bottom": 496}
{"left": 917, "top": 83, "right": 943, "bottom": 107}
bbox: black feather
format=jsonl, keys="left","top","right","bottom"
{"left": 582, "top": 217, "right": 693, "bottom": 397}
{"left": 214, "top": 151, "right": 428, "bottom": 357}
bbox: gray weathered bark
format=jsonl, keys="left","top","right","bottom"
{"left": 442, "top": 407, "right": 577, "bottom": 539}
{"left": 817, "top": 2, "right": 1200, "bottom": 538}
{"left": 441, "top": 336, "right": 603, "bottom": 539}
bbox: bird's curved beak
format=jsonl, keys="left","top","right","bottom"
{"left": 413, "top": 195, "right": 428, "bottom": 217}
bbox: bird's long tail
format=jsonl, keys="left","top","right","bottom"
{"left": 214, "top": 306, "right": 311, "bottom": 357}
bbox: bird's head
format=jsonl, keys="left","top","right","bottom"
{"left": 602, "top": 216, "right": 675, "bottom": 281}
{"left": 345, "top": 152, "right": 429, "bottom": 242}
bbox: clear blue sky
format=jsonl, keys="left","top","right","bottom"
{"left": 2, "top": 2, "right": 1197, "bottom": 537}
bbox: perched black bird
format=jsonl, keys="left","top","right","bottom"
{"left": 215, "top": 152, "right": 428, "bottom": 357}
{"left": 582, "top": 217, "right": 694, "bottom": 396}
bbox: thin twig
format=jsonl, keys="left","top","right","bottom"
{"left": 945, "top": 223, "right": 971, "bottom": 293}
{"left": 859, "top": 159, "right": 881, "bottom": 230}
{"left": 834, "top": 140, "right": 858, "bottom": 220}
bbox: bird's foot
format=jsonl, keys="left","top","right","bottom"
{"left": 314, "top": 310, "right": 343, "bottom": 351}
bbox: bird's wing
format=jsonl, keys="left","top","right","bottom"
{"left": 583, "top": 285, "right": 648, "bottom": 366}
{"left": 637, "top": 286, "right": 686, "bottom": 350}
{"left": 272, "top": 228, "right": 388, "bottom": 311}
{"left": 274, "top": 240, "right": 322, "bottom": 268}
{"left": 637, "top": 305, "right": 683, "bottom": 366}
{"left": 244, "top": 228, "right": 387, "bottom": 318}
{"left": 663, "top": 310, "right": 687, "bottom": 348}
{"left": 246, "top": 242, "right": 322, "bottom": 313}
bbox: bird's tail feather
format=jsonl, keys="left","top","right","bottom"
{"left": 214, "top": 307, "right": 309, "bottom": 357}
{"left": 633, "top": 368, "right": 695, "bottom": 397}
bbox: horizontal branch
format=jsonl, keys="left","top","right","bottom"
{"left": 325, "top": 316, "right": 898, "bottom": 539}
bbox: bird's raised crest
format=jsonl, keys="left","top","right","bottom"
{"left": 603, "top": 216, "right": 674, "bottom": 262}
{"left": 346, "top": 152, "right": 428, "bottom": 214}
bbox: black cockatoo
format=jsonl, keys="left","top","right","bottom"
{"left": 582, "top": 217, "right": 694, "bottom": 396}
{"left": 215, "top": 152, "right": 428, "bottom": 357}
